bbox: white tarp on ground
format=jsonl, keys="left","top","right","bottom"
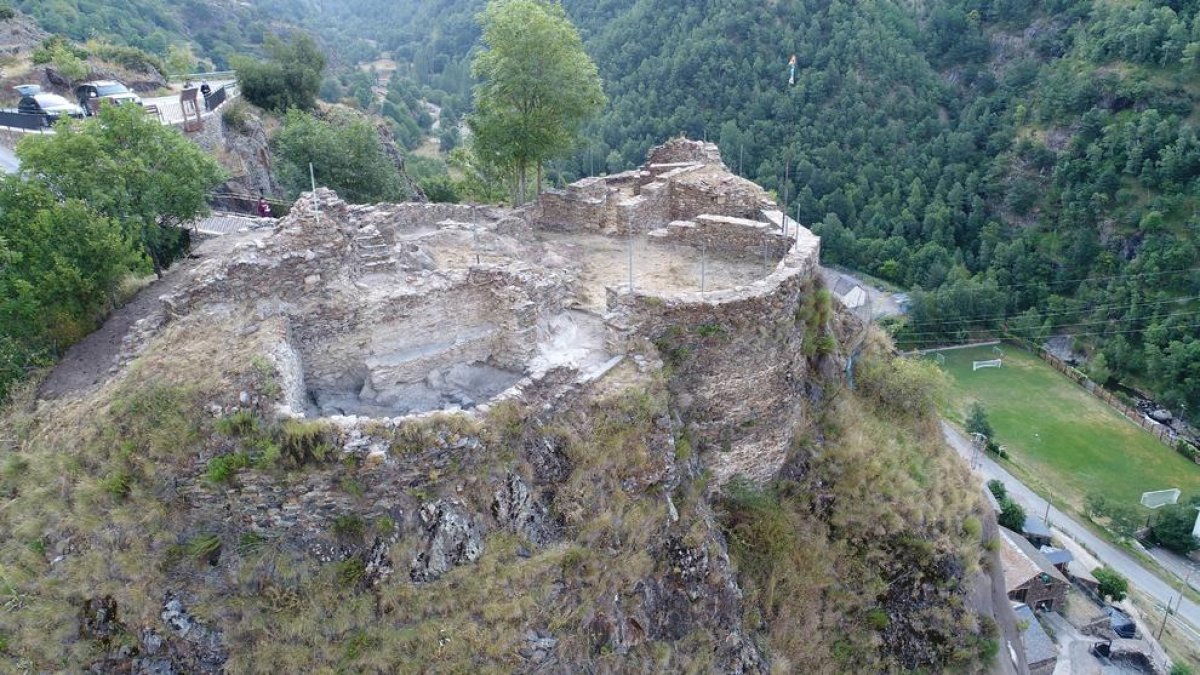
{"left": 841, "top": 284, "right": 867, "bottom": 309}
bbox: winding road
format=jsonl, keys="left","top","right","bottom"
{"left": 941, "top": 421, "right": 1200, "bottom": 641}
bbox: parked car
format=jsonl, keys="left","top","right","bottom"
{"left": 17, "top": 92, "right": 85, "bottom": 122}
{"left": 74, "top": 80, "right": 141, "bottom": 113}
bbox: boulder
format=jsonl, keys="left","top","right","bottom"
{"left": 410, "top": 499, "right": 484, "bottom": 582}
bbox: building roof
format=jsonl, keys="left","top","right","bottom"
{"left": 1022, "top": 515, "right": 1052, "bottom": 539}
{"left": 1039, "top": 546, "right": 1074, "bottom": 567}
{"left": 999, "top": 527, "right": 1068, "bottom": 590}
{"left": 1013, "top": 603, "right": 1058, "bottom": 666}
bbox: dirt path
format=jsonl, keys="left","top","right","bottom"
{"left": 37, "top": 233, "right": 255, "bottom": 400}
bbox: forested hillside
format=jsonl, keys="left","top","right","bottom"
{"left": 8, "top": 0, "right": 1199, "bottom": 417}
{"left": 288, "top": 0, "right": 1200, "bottom": 421}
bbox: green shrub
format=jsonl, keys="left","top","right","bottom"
{"left": 333, "top": 557, "right": 366, "bottom": 586}
{"left": 998, "top": 498, "right": 1026, "bottom": 532}
{"left": 221, "top": 100, "right": 253, "bottom": 134}
{"left": 987, "top": 480, "right": 1006, "bottom": 501}
{"left": 278, "top": 419, "right": 331, "bottom": 467}
{"left": 857, "top": 352, "right": 946, "bottom": 419}
{"left": 216, "top": 410, "right": 258, "bottom": 437}
{"left": 0, "top": 6, "right": 15, "bottom": 20}
{"left": 1094, "top": 566, "right": 1129, "bottom": 602}
{"left": 101, "top": 470, "right": 133, "bottom": 499}
{"left": 185, "top": 533, "right": 222, "bottom": 564}
{"left": 333, "top": 514, "right": 366, "bottom": 540}
{"left": 206, "top": 452, "right": 250, "bottom": 483}
{"left": 866, "top": 608, "right": 889, "bottom": 631}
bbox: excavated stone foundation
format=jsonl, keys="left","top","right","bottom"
{"left": 164, "top": 138, "right": 823, "bottom": 481}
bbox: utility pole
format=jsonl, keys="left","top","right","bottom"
{"left": 1158, "top": 567, "right": 1194, "bottom": 641}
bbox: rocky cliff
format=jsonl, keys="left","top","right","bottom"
{"left": 0, "top": 141, "right": 995, "bottom": 673}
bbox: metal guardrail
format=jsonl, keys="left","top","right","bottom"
{"left": 204, "top": 86, "right": 227, "bottom": 112}
{"left": 0, "top": 110, "right": 49, "bottom": 130}
{"left": 183, "top": 71, "right": 237, "bottom": 82}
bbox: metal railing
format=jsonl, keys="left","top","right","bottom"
{"left": 204, "top": 86, "right": 227, "bottom": 112}
{"left": 0, "top": 110, "right": 49, "bottom": 130}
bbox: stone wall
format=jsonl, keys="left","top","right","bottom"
{"left": 646, "top": 138, "right": 726, "bottom": 167}
{"left": 649, "top": 216, "right": 792, "bottom": 262}
{"left": 605, "top": 227, "right": 823, "bottom": 485}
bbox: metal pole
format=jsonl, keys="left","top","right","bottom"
{"left": 739, "top": 145, "right": 744, "bottom": 177}
{"left": 627, "top": 235, "right": 634, "bottom": 293}
{"left": 1044, "top": 493, "right": 1052, "bottom": 528}
{"left": 309, "top": 162, "right": 319, "bottom": 224}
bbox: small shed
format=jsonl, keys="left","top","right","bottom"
{"left": 1013, "top": 603, "right": 1058, "bottom": 675}
{"left": 1022, "top": 515, "right": 1053, "bottom": 548}
{"left": 1039, "top": 545, "right": 1073, "bottom": 576}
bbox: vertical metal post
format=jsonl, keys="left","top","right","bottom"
{"left": 782, "top": 160, "right": 790, "bottom": 234}
{"left": 738, "top": 145, "right": 743, "bottom": 177}
{"left": 309, "top": 162, "right": 319, "bottom": 224}
{"left": 627, "top": 235, "right": 634, "bottom": 293}
{"left": 473, "top": 205, "right": 480, "bottom": 265}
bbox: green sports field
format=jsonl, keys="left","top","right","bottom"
{"left": 933, "top": 344, "right": 1200, "bottom": 512}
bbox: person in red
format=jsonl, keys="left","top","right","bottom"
{"left": 257, "top": 197, "right": 272, "bottom": 218}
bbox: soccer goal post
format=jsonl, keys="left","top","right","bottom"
{"left": 932, "top": 353, "right": 945, "bottom": 365}
{"left": 1140, "top": 488, "right": 1181, "bottom": 509}
{"left": 973, "top": 359, "right": 1002, "bottom": 371}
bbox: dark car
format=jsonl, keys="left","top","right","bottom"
{"left": 17, "top": 92, "right": 85, "bottom": 122}
{"left": 1104, "top": 606, "right": 1137, "bottom": 639}
{"left": 74, "top": 80, "right": 142, "bottom": 114}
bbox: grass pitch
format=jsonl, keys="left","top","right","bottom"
{"left": 933, "top": 344, "right": 1200, "bottom": 512}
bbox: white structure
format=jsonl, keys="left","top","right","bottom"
{"left": 1140, "top": 488, "right": 1181, "bottom": 509}
{"left": 973, "top": 359, "right": 1003, "bottom": 371}
{"left": 1193, "top": 507, "right": 1200, "bottom": 539}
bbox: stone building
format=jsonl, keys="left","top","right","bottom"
{"left": 999, "top": 527, "right": 1069, "bottom": 612}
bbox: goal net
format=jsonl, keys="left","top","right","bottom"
{"left": 1140, "top": 488, "right": 1181, "bottom": 509}
{"left": 972, "top": 359, "right": 1002, "bottom": 371}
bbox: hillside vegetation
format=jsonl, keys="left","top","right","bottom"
{"left": 256, "top": 0, "right": 1200, "bottom": 422}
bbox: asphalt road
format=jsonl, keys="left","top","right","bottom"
{"left": 941, "top": 421, "right": 1200, "bottom": 639}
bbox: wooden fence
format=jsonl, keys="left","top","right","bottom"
{"left": 1024, "top": 341, "right": 1198, "bottom": 460}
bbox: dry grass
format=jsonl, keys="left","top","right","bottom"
{"left": 721, "top": 337, "right": 986, "bottom": 673}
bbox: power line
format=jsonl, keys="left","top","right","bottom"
{"left": 897, "top": 321, "right": 1200, "bottom": 348}
{"left": 898, "top": 308, "right": 1200, "bottom": 340}
{"left": 902, "top": 293, "right": 1200, "bottom": 326}
{"left": 905, "top": 266, "right": 1200, "bottom": 300}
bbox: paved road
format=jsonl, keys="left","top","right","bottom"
{"left": 941, "top": 421, "right": 1200, "bottom": 638}
{"left": 0, "top": 144, "right": 18, "bottom": 173}
{"left": 133, "top": 80, "right": 237, "bottom": 126}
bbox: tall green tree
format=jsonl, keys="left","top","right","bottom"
{"left": 1152, "top": 502, "right": 1200, "bottom": 554}
{"left": 469, "top": 0, "right": 605, "bottom": 203}
{"left": 16, "top": 105, "right": 225, "bottom": 274}
{"left": 233, "top": 33, "right": 327, "bottom": 113}
{"left": 0, "top": 177, "right": 140, "bottom": 397}
{"left": 272, "top": 109, "right": 411, "bottom": 204}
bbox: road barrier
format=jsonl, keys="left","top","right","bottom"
{"left": 0, "top": 110, "right": 48, "bottom": 130}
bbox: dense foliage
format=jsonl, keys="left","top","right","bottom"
{"left": 273, "top": 0, "right": 1199, "bottom": 421}
{"left": 17, "top": 105, "right": 225, "bottom": 273}
{"left": 1094, "top": 565, "right": 1130, "bottom": 602}
{"left": 0, "top": 180, "right": 139, "bottom": 398}
{"left": 1152, "top": 499, "right": 1200, "bottom": 553}
{"left": 272, "top": 109, "right": 413, "bottom": 204}
{"left": 469, "top": 0, "right": 605, "bottom": 203}
{"left": 233, "top": 34, "right": 326, "bottom": 113}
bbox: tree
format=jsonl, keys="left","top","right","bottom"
{"left": 987, "top": 479, "right": 1007, "bottom": 502}
{"left": 966, "top": 402, "right": 995, "bottom": 439}
{"left": 16, "top": 104, "right": 225, "bottom": 274}
{"left": 0, "top": 177, "right": 140, "bottom": 397}
{"left": 469, "top": 0, "right": 605, "bottom": 203}
{"left": 272, "top": 109, "right": 410, "bottom": 204}
{"left": 1152, "top": 503, "right": 1200, "bottom": 554}
{"left": 1094, "top": 566, "right": 1129, "bottom": 602}
{"left": 233, "top": 33, "right": 326, "bottom": 113}
{"left": 998, "top": 498, "right": 1027, "bottom": 532}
